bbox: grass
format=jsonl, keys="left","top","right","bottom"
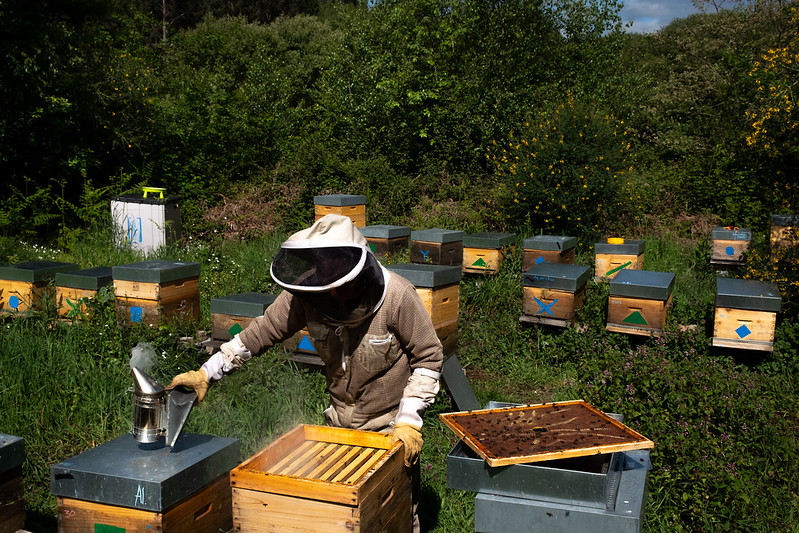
{"left": 1, "top": 228, "right": 797, "bottom": 532}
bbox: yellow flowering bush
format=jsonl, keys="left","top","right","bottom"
{"left": 746, "top": 7, "right": 799, "bottom": 163}
{"left": 487, "top": 94, "right": 634, "bottom": 236}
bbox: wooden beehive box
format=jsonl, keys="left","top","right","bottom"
{"left": 386, "top": 263, "right": 462, "bottom": 355}
{"left": 314, "top": 195, "right": 367, "bottom": 227}
{"left": 522, "top": 235, "right": 578, "bottom": 271}
{"left": 770, "top": 214, "right": 799, "bottom": 261}
{"left": 710, "top": 226, "right": 751, "bottom": 266}
{"left": 594, "top": 239, "right": 645, "bottom": 281}
{"left": 55, "top": 266, "right": 113, "bottom": 320}
{"left": 230, "top": 424, "right": 411, "bottom": 533}
{"left": 713, "top": 277, "right": 781, "bottom": 352}
{"left": 51, "top": 433, "right": 240, "bottom": 533}
{"left": 0, "top": 260, "right": 78, "bottom": 315}
{"left": 0, "top": 433, "right": 25, "bottom": 533}
{"left": 410, "top": 229, "right": 465, "bottom": 266}
{"left": 113, "top": 260, "right": 200, "bottom": 326}
{"left": 358, "top": 225, "right": 411, "bottom": 257}
{"left": 521, "top": 263, "right": 591, "bottom": 327}
{"left": 606, "top": 269, "right": 675, "bottom": 337}
{"left": 462, "top": 232, "right": 517, "bottom": 274}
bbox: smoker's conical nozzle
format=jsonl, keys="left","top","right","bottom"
{"left": 132, "top": 367, "right": 165, "bottom": 396}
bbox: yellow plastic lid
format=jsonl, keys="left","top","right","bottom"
{"left": 607, "top": 237, "right": 625, "bottom": 245}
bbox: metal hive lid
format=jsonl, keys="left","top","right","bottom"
{"left": 210, "top": 292, "right": 277, "bottom": 317}
{"left": 609, "top": 269, "right": 675, "bottom": 300}
{"left": 524, "top": 263, "right": 591, "bottom": 291}
{"left": 523, "top": 235, "right": 578, "bottom": 252}
{"left": 715, "top": 277, "right": 781, "bottom": 312}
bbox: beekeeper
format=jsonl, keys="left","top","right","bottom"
{"left": 169, "top": 213, "right": 443, "bottom": 474}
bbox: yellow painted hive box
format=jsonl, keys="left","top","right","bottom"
{"left": 314, "top": 195, "right": 367, "bottom": 227}
{"left": 606, "top": 270, "right": 675, "bottom": 337}
{"left": 230, "top": 424, "right": 411, "bottom": 533}
{"left": 712, "top": 278, "right": 781, "bottom": 352}
{"left": 113, "top": 260, "right": 200, "bottom": 326}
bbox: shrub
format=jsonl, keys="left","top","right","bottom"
{"left": 487, "top": 94, "right": 638, "bottom": 240}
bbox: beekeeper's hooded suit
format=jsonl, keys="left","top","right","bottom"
{"left": 198, "top": 214, "right": 443, "bottom": 437}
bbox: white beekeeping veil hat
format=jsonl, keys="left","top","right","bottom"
{"left": 270, "top": 214, "right": 387, "bottom": 324}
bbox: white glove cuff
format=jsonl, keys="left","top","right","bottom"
{"left": 202, "top": 334, "right": 253, "bottom": 381}
{"left": 395, "top": 397, "right": 425, "bottom": 428}
{"left": 201, "top": 351, "right": 226, "bottom": 382}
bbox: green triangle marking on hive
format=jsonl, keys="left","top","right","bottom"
{"left": 472, "top": 258, "right": 488, "bottom": 267}
{"left": 622, "top": 310, "right": 648, "bottom": 325}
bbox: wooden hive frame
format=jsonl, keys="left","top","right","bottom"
{"left": 439, "top": 400, "right": 654, "bottom": 468}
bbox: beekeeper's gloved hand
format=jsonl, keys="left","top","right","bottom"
{"left": 169, "top": 335, "right": 253, "bottom": 402}
{"left": 391, "top": 423, "right": 423, "bottom": 467}
{"left": 167, "top": 368, "right": 209, "bottom": 402}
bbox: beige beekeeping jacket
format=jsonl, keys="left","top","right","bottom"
{"left": 237, "top": 273, "right": 444, "bottom": 431}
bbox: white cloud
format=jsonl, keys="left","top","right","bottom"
{"left": 621, "top": 0, "right": 701, "bottom": 33}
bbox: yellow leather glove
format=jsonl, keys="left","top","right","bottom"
{"left": 166, "top": 369, "right": 209, "bottom": 402}
{"left": 391, "top": 423, "right": 423, "bottom": 467}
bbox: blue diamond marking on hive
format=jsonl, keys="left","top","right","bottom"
{"left": 298, "top": 335, "right": 316, "bottom": 352}
{"left": 735, "top": 324, "right": 751, "bottom": 338}
{"left": 725, "top": 246, "right": 735, "bottom": 256}
{"left": 535, "top": 256, "right": 545, "bottom": 264}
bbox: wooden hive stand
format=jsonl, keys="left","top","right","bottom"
{"left": 113, "top": 260, "right": 201, "bottom": 326}
{"left": 231, "top": 424, "right": 411, "bottom": 533}
{"left": 462, "top": 232, "right": 517, "bottom": 275}
{"left": 521, "top": 263, "right": 591, "bottom": 328}
{"left": 710, "top": 226, "right": 751, "bottom": 267}
{"left": 0, "top": 261, "right": 78, "bottom": 316}
{"left": 55, "top": 266, "right": 113, "bottom": 321}
{"left": 606, "top": 269, "right": 675, "bottom": 337}
{"left": 522, "top": 235, "right": 578, "bottom": 271}
{"left": 712, "top": 277, "right": 781, "bottom": 352}
{"left": 594, "top": 239, "right": 645, "bottom": 281}
{"left": 314, "top": 194, "right": 367, "bottom": 228}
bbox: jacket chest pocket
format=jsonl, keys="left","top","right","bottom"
{"left": 355, "top": 332, "right": 400, "bottom": 373}
{"left": 306, "top": 323, "right": 334, "bottom": 363}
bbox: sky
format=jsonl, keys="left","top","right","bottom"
{"left": 621, "top": 0, "right": 703, "bottom": 33}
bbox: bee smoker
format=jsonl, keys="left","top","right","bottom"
{"left": 131, "top": 366, "right": 197, "bottom": 447}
